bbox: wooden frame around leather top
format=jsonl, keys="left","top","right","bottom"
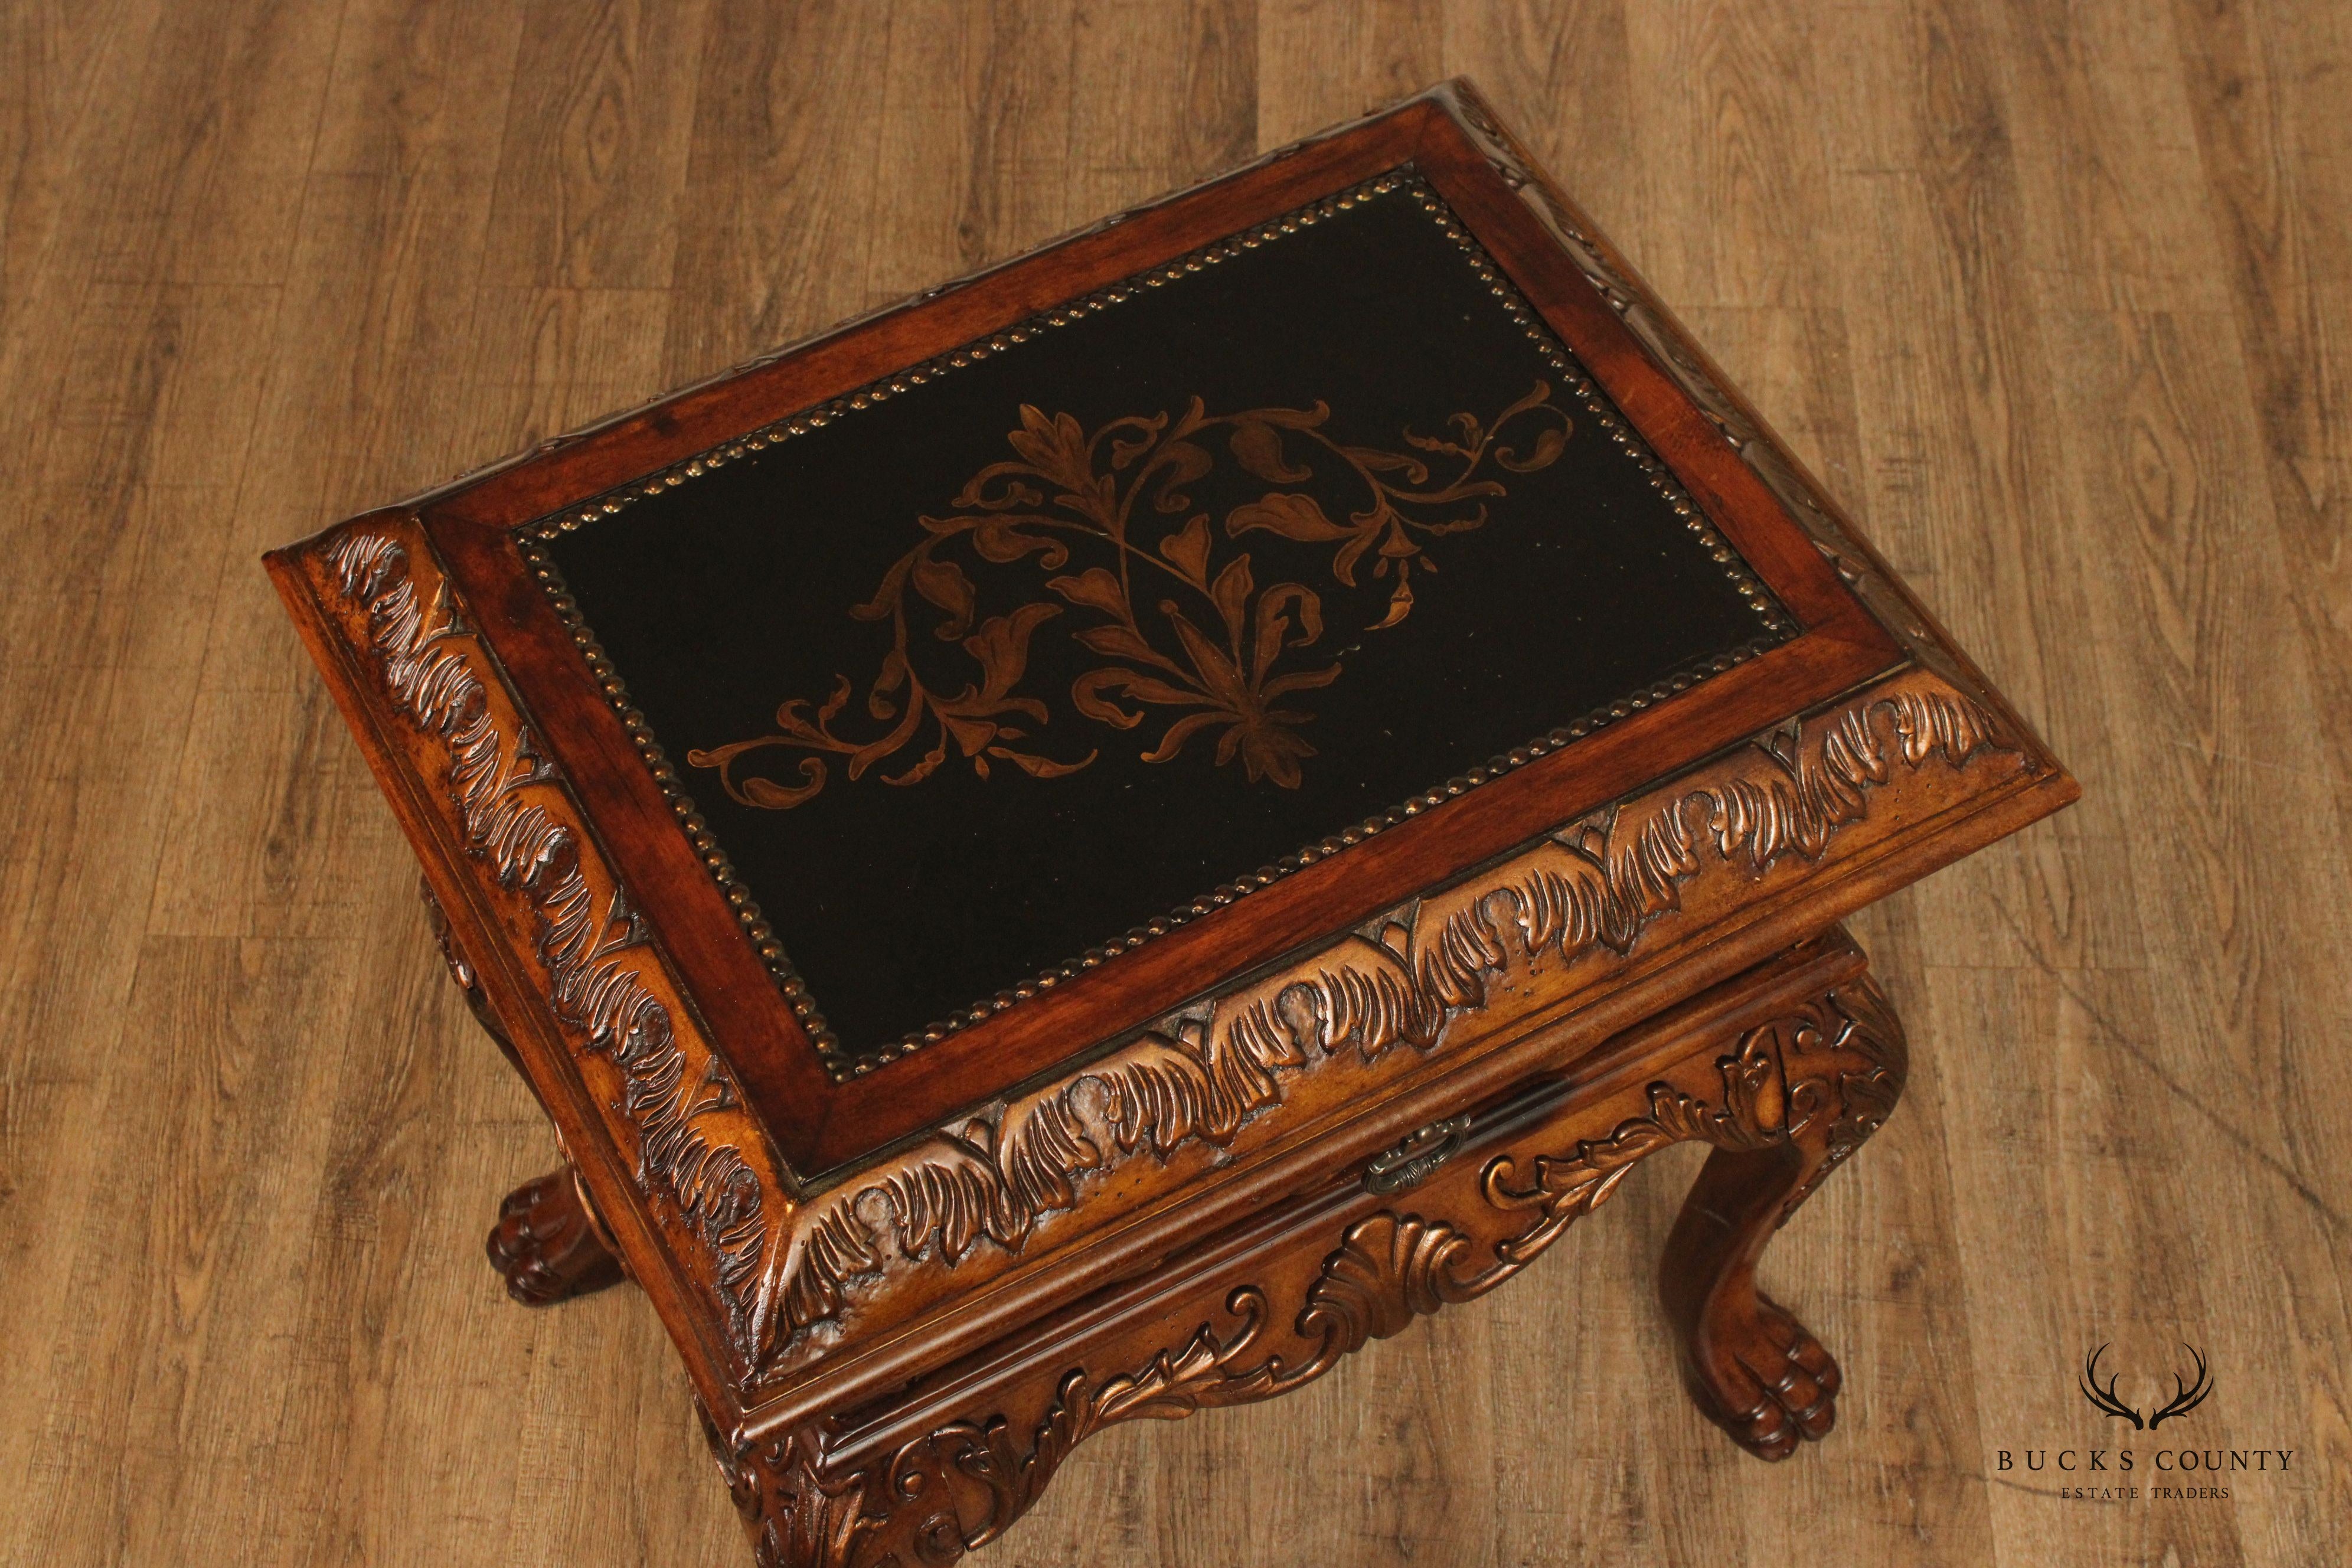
{"left": 266, "top": 80, "right": 2076, "bottom": 1442}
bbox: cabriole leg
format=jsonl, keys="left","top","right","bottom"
{"left": 1658, "top": 972, "right": 1907, "bottom": 1458}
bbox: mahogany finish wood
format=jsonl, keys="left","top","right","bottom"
{"left": 264, "top": 82, "right": 2076, "bottom": 1568}
{"left": 406, "top": 89, "right": 1905, "bottom": 1172}
{"left": 414, "top": 95, "right": 1900, "bottom": 1166}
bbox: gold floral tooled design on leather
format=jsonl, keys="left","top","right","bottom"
{"left": 687, "top": 383, "right": 1571, "bottom": 808}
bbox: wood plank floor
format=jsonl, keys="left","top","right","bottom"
{"left": 3, "top": 3, "right": 2346, "bottom": 1563}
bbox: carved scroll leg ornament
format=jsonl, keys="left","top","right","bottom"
{"left": 1657, "top": 974, "right": 1909, "bottom": 1460}
{"left": 692, "top": 975, "right": 1912, "bottom": 1566}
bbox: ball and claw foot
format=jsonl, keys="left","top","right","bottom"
{"left": 1686, "top": 1288, "right": 1842, "bottom": 1459}
{"left": 486, "top": 1170, "right": 626, "bottom": 1306}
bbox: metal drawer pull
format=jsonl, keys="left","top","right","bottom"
{"left": 1363, "top": 1115, "right": 1473, "bottom": 1194}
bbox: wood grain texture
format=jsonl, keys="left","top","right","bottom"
{"left": 1, "top": 4, "right": 2343, "bottom": 1566}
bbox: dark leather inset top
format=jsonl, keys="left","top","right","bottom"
{"left": 538, "top": 174, "right": 1789, "bottom": 1058}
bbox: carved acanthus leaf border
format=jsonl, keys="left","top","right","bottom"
{"left": 318, "top": 522, "right": 788, "bottom": 1377}
{"left": 755, "top": 669, "right": 2015, "bottom": 1378}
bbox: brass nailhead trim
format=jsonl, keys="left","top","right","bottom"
{"left": 518, "top": 169, "right": 1793, "bottom": 1079}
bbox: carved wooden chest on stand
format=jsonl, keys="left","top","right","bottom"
{"left": 266, "top": 81, "right": 2076, "bottom": 1566}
